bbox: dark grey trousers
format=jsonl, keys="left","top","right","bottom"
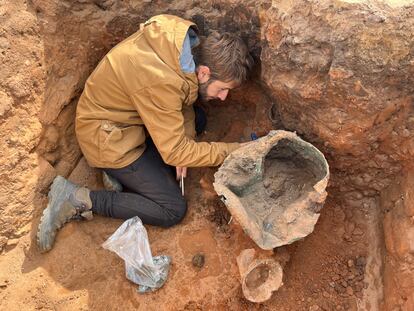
{"left": 89, "top": 106, "right": 206, "bottom": 227}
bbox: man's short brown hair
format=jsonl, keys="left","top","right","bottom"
{"left": 194, "top": 32, "right": 254, "bottom": 85}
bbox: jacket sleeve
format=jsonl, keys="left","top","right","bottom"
{"left": 182, "top": 103, "right": 196, "bottom": 140}
{"left": 131, "top": 83, "right": 240, "bottom": 167}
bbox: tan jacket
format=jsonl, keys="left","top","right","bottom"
{"left": 76, "top": 15, "right": 239, "bottom": 169}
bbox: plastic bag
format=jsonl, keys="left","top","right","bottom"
{"left": 102, "top": 216, "right": 171, "bottom": 292}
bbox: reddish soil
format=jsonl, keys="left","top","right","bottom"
{"left": 0, "top": 84, "right": 377, "bottom": 310}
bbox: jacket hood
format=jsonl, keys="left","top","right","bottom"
{"left": 142, "top": 15, "right": 198, "bottom": 74}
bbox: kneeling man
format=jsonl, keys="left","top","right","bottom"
{"left": 37, "top": 14, "right": 253, "bottom": 252}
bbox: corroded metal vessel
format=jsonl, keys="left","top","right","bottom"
{"left": 214, "top": 130, "right": 330, "bottom": 250}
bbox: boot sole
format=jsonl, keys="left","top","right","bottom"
{"left": 36, "top": 176, "right": 77, "bottom": 253}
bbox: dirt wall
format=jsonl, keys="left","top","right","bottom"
{"left": 261, "top": 0, "right": 414, "bottom": 195}
{"left": 381, "top": 170, "right": 414, "bottom": 310}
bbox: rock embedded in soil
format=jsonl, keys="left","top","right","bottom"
{"left": 0, "top": 279, "right": 8, "bottom": 288}
{"left": 192, "top": 253, "right": 205, "bottom": 269}
{"left": 6, "top": 239, "right": 19, "bottom": 246}
{"left": 355, "top": 256, "right": 366, "bottom": 268}
{"left": 346, "top": 286, "right": 354, "bottom": 296}
{"left": 309, "top": 305, "right": 320, "bottom": 311}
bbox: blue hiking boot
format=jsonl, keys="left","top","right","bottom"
{"left": 36, "top": 176, "right": 93, "bottom": 253}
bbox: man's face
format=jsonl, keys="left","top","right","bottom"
{"left": 196, "top": 65, "right": 238, "bottom": 102}
{"left": 198, "top": 79, "right": 236, "bottom": 102}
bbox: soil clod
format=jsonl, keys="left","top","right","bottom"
{"left": 192, "top": 253, "right": 205, "bottom": 269}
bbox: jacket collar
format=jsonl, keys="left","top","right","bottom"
{"left": 142, "top": 15, "right": 198, "bottom": 74}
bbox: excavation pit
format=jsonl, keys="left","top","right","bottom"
{"left": 2, "top": 0, "right": 412, "bottom": 308}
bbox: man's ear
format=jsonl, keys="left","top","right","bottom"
{"left": 197, "top": 65, "right": 211, "bottom": 83}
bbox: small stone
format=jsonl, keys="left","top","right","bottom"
{"left": 346, "top": 286, "right": 354, "bottom": 296}
{"left": 334, "top": 284, "right": 345, "bottom": 294}
{"left": 320, "top": 300, "right": 334, "bottom": 311}
{"left": 356, "top": 257, "right": 366, "bottom": 267}
{"left": 0, "top": 91, "right": 12, "bottom": 117}
{"left": 339, "top": 268, "right": 348, "bottom": 277}
{"left": 6, "top": 238, "right": 19, "bottom": 246}
{"left": 345, "top": 222, "right": 355, "bottom": 234}
{"left": 347, "top": 259, "right": 354, "bottom": 268}
{"left": 367, "top": 15, "right": 385, "bottom": 23}
{"left": 0, "top": 37, "right": 10, "bottom": 50}
{"left": 192, "top": 253, "right": 205, "bottom": 268}
{"left": 353, "top": 228, "right": 364, "bottom": 236}
{"left": 309, "top": 305, "right": 320, "bottom": 311}
{"left": 347, "top": 274, "right": 355, "bottom": 281}
{"left": 344, "top": 208, "right": 353, "bottom": 220}
{"left": 349, "top": 267, "right": 358, "bottom": 275}
{"left": 354, "top": 283, "right": 363, "bottom": 292}
{"left": 343, "top": 234, "right": 352, "bottom": 242}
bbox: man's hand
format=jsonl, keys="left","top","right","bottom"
{"left": 176, "top": 167, "right": 187, "bottom": 180}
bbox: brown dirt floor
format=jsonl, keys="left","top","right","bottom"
{"left": 0, "top": 84, "right": 374, "bottom": 310}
